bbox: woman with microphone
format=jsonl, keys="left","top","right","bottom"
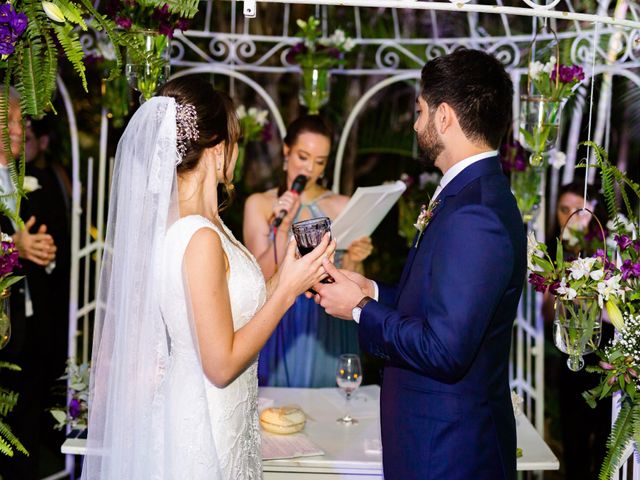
{"left": 244, "top": 115, "right": 372, "bottom": 387}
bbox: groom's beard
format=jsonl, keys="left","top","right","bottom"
{"left": 416, "top": 117, "right": 444, "bottom": 167}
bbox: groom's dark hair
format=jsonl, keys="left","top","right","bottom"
{"left": 420, "top": 48, "right": 513, "bottom": 150}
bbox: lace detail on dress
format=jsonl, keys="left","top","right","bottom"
{"left": 156, "top": 215, "right": 266, "bottom": 479}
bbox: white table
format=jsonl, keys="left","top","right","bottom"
{"left": 62, "top": 385, "right": 559, "bottom": 478}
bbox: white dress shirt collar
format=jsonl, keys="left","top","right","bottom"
{"left": 431, "top": 150, "right": 498, "bottom": 203}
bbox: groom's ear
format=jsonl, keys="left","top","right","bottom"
{"left": 436, "top": 103, "right": 457, "bottom": 135}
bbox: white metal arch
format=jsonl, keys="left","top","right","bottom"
{"left": 171, "top": 65, "right": 287, "bottom": 138}
{"left": 332, "top": 72, "right": 420, "bottom": 193}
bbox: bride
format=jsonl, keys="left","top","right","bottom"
{"left": 82, "top": 77, "right": 334, "bottom": 479}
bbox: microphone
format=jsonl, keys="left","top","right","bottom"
{"left": 273, "top": 174, "right": 308, "bottom": 228}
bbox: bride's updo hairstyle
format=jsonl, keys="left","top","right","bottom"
{"left": 157, "top": 76, "right": 240, "bottom": 183}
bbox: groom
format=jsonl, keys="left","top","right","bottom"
{"left": 314, "top": 49, "right": 526, "bottom": 480}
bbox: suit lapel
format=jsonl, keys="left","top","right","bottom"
{"left": 394, "top": 157, "right": 503, "bottom": 305}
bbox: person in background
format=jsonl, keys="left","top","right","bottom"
{"left": 543, "top": 180, "right": 611, "bottom": 480}
{"left": 244, "top": 115, "right": 373, "bottom": 387}
{"left": 0, "top": 91, "right": 58, "bottom": 479}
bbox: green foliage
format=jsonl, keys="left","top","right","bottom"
{"left": 53, "top": 23, "right": 87, "bottom": 92}
{"left": 598, "top": 400, "right": 635, "bottom": 480}
{"left": 0, "top": 362, "right": 27, "bottom": 458}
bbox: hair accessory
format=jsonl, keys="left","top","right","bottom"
{"left": 175, "top": 102, "right": 199, "bottom": 161}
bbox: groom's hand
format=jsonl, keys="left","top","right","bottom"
{"left": 313, "top": 259, "right": 370, "bottom": 320}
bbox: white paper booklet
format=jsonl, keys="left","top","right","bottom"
{"left": 261, "top": 432, "right": 325, "bottom": 460}
{"left": 331, "top": 180, "right": 406, "bottom": 250}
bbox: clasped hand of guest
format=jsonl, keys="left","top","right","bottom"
{"left": 13, "top": 215, "right": 56, "bottom": 267}
{"left": 308, "top": 259, "right": 376, "bottom": 320}
{"left": 269, "top": 232, "right": 336, "bottom": 299}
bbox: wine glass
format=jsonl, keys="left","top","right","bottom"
{"left": 292, "top": 217, "right": 333, "bottom": 285}
{"left": 291, "top": 217, "right": 331, "bottom": 257}
{"left": 335, "top": 354, "right": 362, "bottom": 424}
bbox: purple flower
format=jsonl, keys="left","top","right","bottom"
{"left": 152, "top": 4, "right": 170, "bottom": 22}
{"left": 634, "top": 240, "right": 640, "bottom": 253}
{"left": 0, "top": 241, "right": 20, "bottom": 277}
{"left": 599, "top": 361, "right": 614, "bottom": 370}
{"left": 499, "top": 140, "right": 527, "bottom": 173}
{"left": 286, "top": 42, "right": 306, "bottom": 63}
{"left": 0, "top": 40, "right": 12, "bottom": 55}
{"left": 68, "top": 398, "right": 81, "bottom": 419}
{"left": 0, "top": 4, "right": 12, "bottom": 23}
{"left": 621, "top": 260, "right": 640, "bottom": 280}
{"left": 115, "top": 16, "right": 132, "bottom": 29}
{"left": 158, "top": 22, "right": 173, "bottom": 37}
{"left": 549, "top": 280, "right": 561, "bottom": 296}
{"left": 528, "top": 273, "right": 547, "bottom": 293}
{"left": 175, "top": 18, "right": 190, "bottom": 32}
{"left": 0, "top": 24, "right": 11, "bottom": 43}
{"left": 10, "top": 12, "right": 27, "bottom": 38}
{"left": 615, "top": 234, "right": 633, "bottom": 251}
{"left": 261, "top": 122, "right": 273, "bottom": 143}
{"left": 552, "top": 64, "right": 585, "bottom": 84}
{"left": 327, "top": 47, "right": 341, "bottom": 60}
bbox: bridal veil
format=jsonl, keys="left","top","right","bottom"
{"left": 81, "top": 97, "right": 221, "bottom": 479}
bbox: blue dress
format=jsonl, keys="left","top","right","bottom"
{"left": 257, "top": 195, "right": 360, "bottom": 387}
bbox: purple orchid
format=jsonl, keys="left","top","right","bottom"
{"left": 551, "top": 64, "right": 585, "bottom": 84}
{"left": 528, "top": 273, "right": 547, "bottom": 293}
{"left": 0, "top": 240, "right": 20, "bottom": 277}
{"left": 621, "top": 260, "right": 640, "bottom": 280}
{"left": 549, "top": 280, "right": 561, "bottom": 296}
{"left": 68, "top": 398, "right": 81, "bottom": 419}
{"left": 115, "top": 16, "right": 132, "bottom": 29}
{"left": 615, "top": 234, "right": 633, "bottom": 251}
{"left": 158, "top": 22, "right": 173, "bottom": 37}
{"left": 0, "top": 4, "right": 12, "bottom": 23}
{"left": 9, "top": 11, "right": 27, "bottom": 37}
{"left": 499, "top": 140, "right": 527, "bottom": 173}
{"left": 175, "top": 18, "right": 190, "bottom": 32}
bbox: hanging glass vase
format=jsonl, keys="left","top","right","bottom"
{"left": 0, "top": 288, "right": 11, "bottom": 349}
{"left": 511, "top": 165, "right": 543, "bottom": 224}
{"left": 518, "top": 95, "right": 562, "bottom": 166}
{"left": 553, "top": 296, "right": 602, "bottom": 371}
{"left": 125, "top": 30, "right": 171, "bottom": 103}
{"left": 299, "top": 66, "right": 331, "bottom": 114}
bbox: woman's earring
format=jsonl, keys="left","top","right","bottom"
{"left": 283, "top": 158, "right": 288, "bottom": 171}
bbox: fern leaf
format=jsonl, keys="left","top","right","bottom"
{"left": 54, "top": 0, "right": 87, "bottom": 30}
{"left": 0, "top": 420, "right": 28, "bottom": 457}
{"left": 599, "top": 400, "right": 634, "bottom": 480}
{"left": 0, "top": 362, "right": 21, "bottom": 372}
{"left": 53, "top": 23, "right": 87, "bottom": 92}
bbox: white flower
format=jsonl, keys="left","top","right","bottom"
{"left": 607, "top": 213, "right": 636, "bottom": 236}
{"left": 569, "top": 257, "right": 596, "bottom": 280}
{"left": 0, "top": 233, "right": 12, "bottom": 243}
{"left": 527, "top": 232, "right": 544, "bottom": 272}
{"left": 590, "top": 269, "right": 605, "bottom": 281}
{"left": 97, "top": 38, "right": 116, "bottom": 61}
{"left": 330, "top": 29, "right": 346, "bottom": 46}
{"left": 42, "top": 1, "right": 65, "bottom": 22}
{"left": 236, "top": 105, "right": 247, "bottom": 119}
{"left": 549, "top": 150, "right": 566, "bottom": 170}
{"left": 419, "top": 172, "right": 440, "bottom": 188}
{"left": 343, "top": 38, "right": 355, "bottom": 52}
{"left": 511, "top": 390, "right": 524, "bottom": 417}
{"left": 23, "top": 176, "right": 41, "bottom": 193}
{"left": 528, "top": 61, "right": 544, "bottom": 81}
{"left": 543, "top": 56, "right": 557, "bottom": 75}
{"left": 304, "top": 38, "right": 315, "bottom": 49}
{"left": 597, "top": 274, "right": 623, "bottom": 308}
{"left": 557, "top": 277, "right": 577, "bottom": 301}
{"left": 562, "top": 228, "right": 580, "bottom": 247}
{"left": 254, "top": 109, "right": 269, "bottom": 126}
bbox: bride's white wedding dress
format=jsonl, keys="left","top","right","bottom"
{"left": 155, "top": 214, "right": 267, "bottom": 479}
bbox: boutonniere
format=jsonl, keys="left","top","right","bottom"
{"left": 414, "top": 199, "right": 440, "bottom": 247}
{"left": 23, "top": 176, "right": 41, "bottom": 193}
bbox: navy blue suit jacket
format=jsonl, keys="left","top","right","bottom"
{"left": 359, "top": 157, "right": 526, "bottom": 480}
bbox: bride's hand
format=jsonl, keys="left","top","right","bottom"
{"left": 274, "top": 233, "right": 336, "bottom": 298}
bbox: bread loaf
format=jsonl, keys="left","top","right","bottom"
{"left": 259, "top": 406, "right": 306, "bottom": 434}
